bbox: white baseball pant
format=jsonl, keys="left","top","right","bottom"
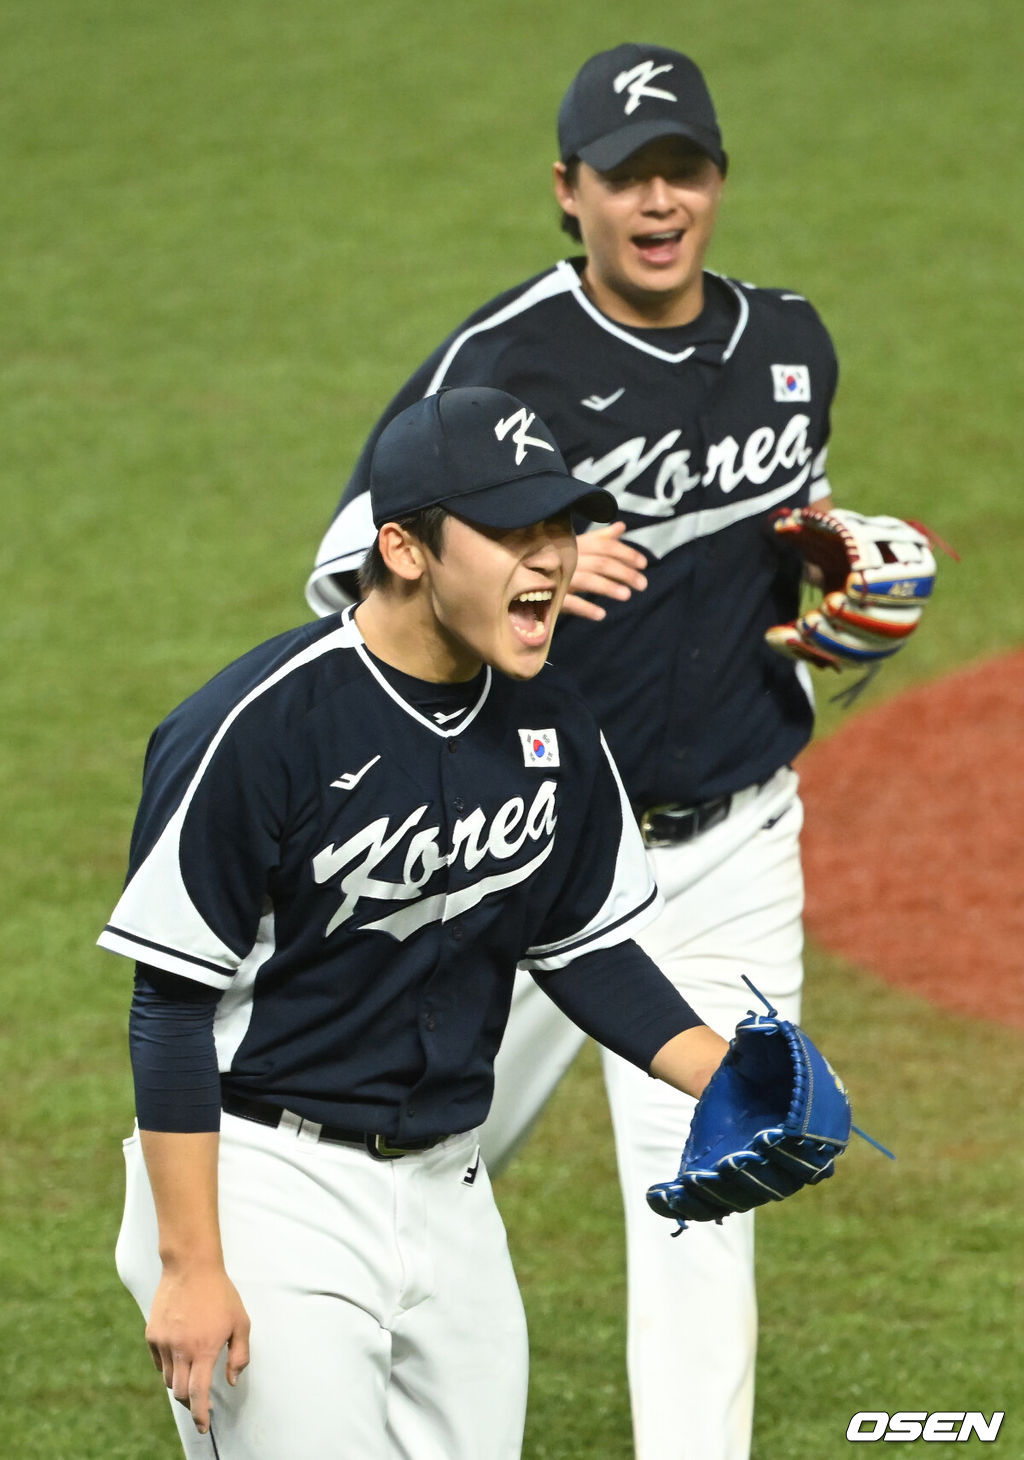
{"left": 482, "top": 767, "right": 805, "bottom": 1460}
{"left": 116, "top": 1115, "right": 528, "bottom": 1459}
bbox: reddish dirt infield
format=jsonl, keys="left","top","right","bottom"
{"left": 797, "top": 650, "right": 1024, "bottom": 1029}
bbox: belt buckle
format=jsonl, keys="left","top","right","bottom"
{"left": 639, "top": 802, "right": 688, "bottom": 849}
{"left": 367, "top": 1133, "right": 410, "bottom": 1161}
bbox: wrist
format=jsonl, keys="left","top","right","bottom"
{"left": 158, "top": 1242, "right": 226, "bottom": 1275}
{"left": 650, "top": 1024, "right": 728, "bottom": 1097}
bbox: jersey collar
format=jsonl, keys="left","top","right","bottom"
{"left": 342, "top": 605, "right": 493, "bottom": 738}
{"left": 560, "top": 259, "right": 750, "bottom": 365}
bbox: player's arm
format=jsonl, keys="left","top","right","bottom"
{"left": 649, "top": 1023, "right": 731, "bottom": 1098}
{"left": 131, "top": 966, "right": 250, "bottom": 1436}
{"left": 535, "top": 940, "right": 727, "bottom": 1096}
{"left": 139, "top": 1129, "right": 250, "bottom": 1436}
{"left": 538, "top": 947, "right": 854, "bottom": 1231}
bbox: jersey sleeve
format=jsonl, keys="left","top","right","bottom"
{"left": 801, "top": 298, "right": 839, "bottom": 504}
{"left": 533, "top": 939, "right": 701, "bottom": 1069}
{"left": 129, "top": 964, "right": 222, "bottom": 1131}
{"left": 98, "top": 697, "right": 288, "bottom": 990}
{"left": 520, "top": 731, "right": 661, "bottom": 972}
{"left": 808, "top": 373, "right": 836, "bottom": 504}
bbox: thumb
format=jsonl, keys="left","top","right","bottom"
{"left": 594, "top": 520, "right": 628, "bottom": 540}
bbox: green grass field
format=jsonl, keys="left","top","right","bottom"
{"left": 3, "top": 1, "right": 1022, "bottom": 1454}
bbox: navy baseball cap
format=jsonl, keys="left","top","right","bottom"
{"left": 369, "top": 387, "right": 617, "bottom": 529}
{"left": 558, "top": 43, "right": 726, "bottom": 173}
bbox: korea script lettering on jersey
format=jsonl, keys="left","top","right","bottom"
{"left": 98, "top": 609, "right": 659, "bottom": 1132}
{"left": 312, "top": 773, "right": 558, "bottom": 938}
{"left": 571, "top": 408, "right": 817, "bottom": 548}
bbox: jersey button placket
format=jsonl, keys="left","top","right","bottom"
{"left": 440, "top": 737, "right": 468, "bottom": 957}
{"left": 441, "top": 736, "right": 465, "bottom": 933}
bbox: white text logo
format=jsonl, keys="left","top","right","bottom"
{"left": 846, "top": 1412, "right": 1005, "bottom": 1443}
{"left": 572, "top": 415, "right": 813, "bottom": 518}
{"left": 312, "top": 779, "right": 559, "bottom": 937}
{"left": 614, "top": 61, "right": 676, "bottom": 115}
{"left": 494, "top": 408, "right": 555, "bottom": 465}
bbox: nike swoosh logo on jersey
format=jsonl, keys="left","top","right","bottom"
{"left": 432, "top": 707, "right": 467, "bottom": 726}
{"left": 330, "top": 755, "right": 381, "bottom": 791}
{"left": 581, "top": 388, "right": 625, "bottom": 412}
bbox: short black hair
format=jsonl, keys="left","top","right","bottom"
{"left": 357, "top": 504, "right": 449, "bottom": 594}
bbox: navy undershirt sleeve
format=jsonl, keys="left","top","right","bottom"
{"left": 129, "top": 963, "right": 222, "bottom": 1132}
{"left": 534, "top": 939, "right": 703, "bottom": 1072}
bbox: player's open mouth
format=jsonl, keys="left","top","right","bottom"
{"left": 633, "top": 230, "right": 683, "bottom": 263}
{"left": 508, "top": 589, "right": 554, "bottom": 647}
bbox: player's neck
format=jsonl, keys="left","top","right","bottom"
{"left": 354, "top": 594, "right": 483, "bottom": 685}
{"left": 579, "top": 265, "right": 706, "bottom": 330}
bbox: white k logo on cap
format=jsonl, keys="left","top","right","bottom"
{"left": 614, "top": 61, "right": 677, "bottom": 115}
{"left": 495, "top": 408, "right": 556, "bottom": 465}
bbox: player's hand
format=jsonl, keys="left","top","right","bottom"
{"left": 145, "top": 1264, "right": 251, "bottom": 1435}
{"left": 562, "top": 521, "right": 648, "bottom": 619}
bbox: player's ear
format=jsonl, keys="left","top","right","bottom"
{"left": 552, "top": 160, "right": 578, "bottom": 218}
{"left": 378, "top": 522, "right": 427, "bottom": 582}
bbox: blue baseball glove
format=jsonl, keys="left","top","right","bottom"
{"left": 647, "top": 985, "right": 853, "bottom": 1229}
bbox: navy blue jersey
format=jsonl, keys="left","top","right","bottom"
{"left": 99, "top": 608, "right": 659, "bottom": 1140}
{"left": 307, "top": 264, "right": 838, "bottom": 806}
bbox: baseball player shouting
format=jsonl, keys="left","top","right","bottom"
{"left": 102, "top": 386, "right": 790, "bottom": 1460}
{"left": 304, "top": 46, "right": 936, "bottom": 1460}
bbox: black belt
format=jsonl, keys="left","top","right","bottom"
{"left": 222, "top": 1092, "right": 448, "bottom": 1160}
{"left": 633, "top": 793, "right": 733, "bottom": 848}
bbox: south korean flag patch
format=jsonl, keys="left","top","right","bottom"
{"left": 771, "top": 364, "right": 811, "bottom": 403}
{"left": 519, "top": 728, "right": 559, "bottom": 767}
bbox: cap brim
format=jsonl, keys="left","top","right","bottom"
{"left": 443, "top": 472, "right": 617, "bottom": 529}
{"left": 576, "top": 119, "right": 724, "bottom": 172}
